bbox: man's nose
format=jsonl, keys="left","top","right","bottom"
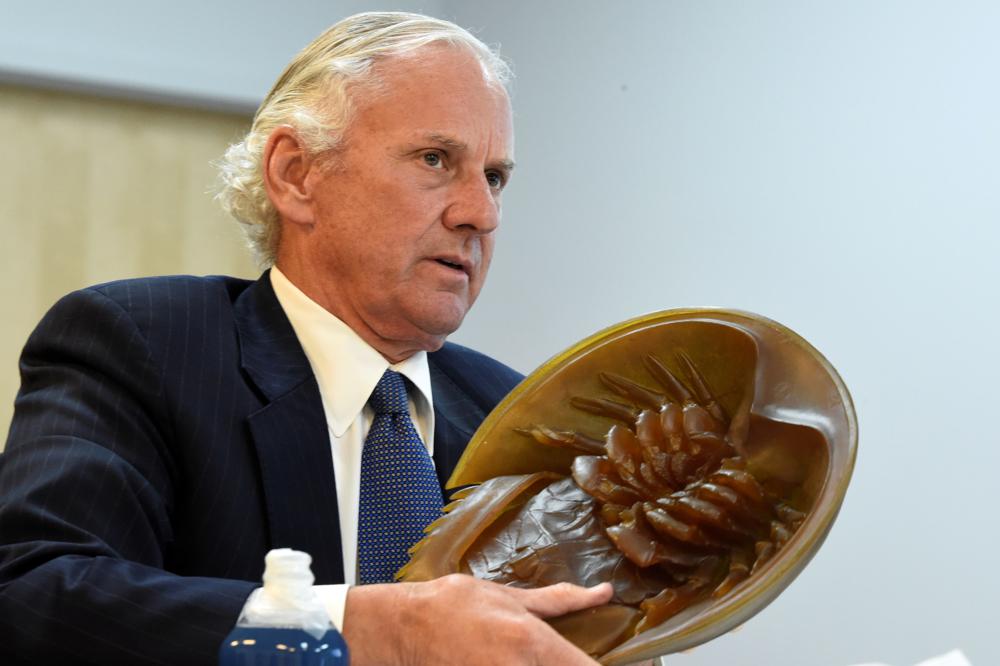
{"left": 441, "top": 174, "right": 500, "bottom": 234}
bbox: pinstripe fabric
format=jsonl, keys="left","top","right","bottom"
{"left": 0, "top": 272, "right": 523, "bottom": 666}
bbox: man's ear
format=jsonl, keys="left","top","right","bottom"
{"left": 262, "top": 126, "right": 315, "bottom": 226}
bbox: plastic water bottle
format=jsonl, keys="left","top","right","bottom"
{"left": 219, "top": 549, "right": 349, "bottom": 665}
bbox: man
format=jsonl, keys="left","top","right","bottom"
{"left": 0, "top": 11, "right": 613, "bottom": 666}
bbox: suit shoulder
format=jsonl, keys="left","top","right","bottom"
{"left": 431, "top": 341, "right": 524, "bottom": 400}
{"left": 83, "top": 275, "right": 255, "bottom": 309}
{"left": 436, "top": 340, "right": 521, "bottom": 375}
{"left": 33, "top": 275, "right": 258, "bottom": 348}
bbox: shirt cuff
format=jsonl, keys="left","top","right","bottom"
{"left": 315, "top": 583, "right": 350, "bottom": 631}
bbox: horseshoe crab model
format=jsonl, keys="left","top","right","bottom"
{"left": 399, "top": 309, "right": 857, "bottom": 665}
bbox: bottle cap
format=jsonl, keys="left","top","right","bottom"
{"left": 240, "top": 548, "right": 332, "bottom": 639}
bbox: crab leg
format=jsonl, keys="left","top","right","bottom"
{"left": 711, "top": 548, "right": 752, "bottom": 598}
{"left": 683, "top": 433, "right": 737, "bottom": 482}
{"left": 570, "top": 396, "right": 640, "bottom": 424}
{"left": 599, "top": 372, "right": 667, "bottom": 410}
{"left": 751, "top": 541, "right": 775, "bottom": 574}
{"left": 657, "top": 493, "right": 759, "bottom": 542}
{"left": 693, "top": 482, "right": 769, "bottom": 531}
{"left": 571, "top": 455, "right": 642, "bottom": 506}
{"left": 606, "top": 425, "right": 662, "bottom": 497}
{"left": 642, "top": 503, "right": 720, "bottom": 549}
{"left": 635, "top": 409, "right": 678, "bottom": 489}
{"left": 643, "top": 355, "right": 693, "bottom": 403}
{"left": 775, "top": 503, "right": 806, "bottom": 525}
{"left": 636, "top": 558, "right": 720, "bottom": 631}
{"left": 605, "top": 504, "right": 705, "bottom": 569}
{"left": 676, "top": 350, "right": 728, "bottom": 424}
{"left": 706, "top": 468, "right": 772, "bottom": 516}
{"left": 515, "top": 424, "right": 606, "bottom": 455}
{"left": 683, "top": 404, "right": 728, "bottom": 438}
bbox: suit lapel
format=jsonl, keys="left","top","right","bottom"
{"left": 234, "top": 272, "right": 345, "bottom": 584}
{"left": 428, "top": 358, "right": 487, "bottom": 494}
{"left": 232, "top": 275, "right": 495, "bottom": 581}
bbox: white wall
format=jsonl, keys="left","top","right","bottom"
{"left": 3, "top": 2, "right": 998, "bottom": 664}
{"left": 0, "top": 0, "right": 443, "bottom": 110}
{"left": 448, "top": 2, "right": 1000, "bottom": 665}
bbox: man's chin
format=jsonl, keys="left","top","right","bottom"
{"left": 367, "top": 318, "right": 460, "bottom": 362}
{"left": 410, "top": 293, "right": 472, "bottom": 330}
{"left": 407, "top": 308, "right": 469, "bottom": 349}
{"left": 373, "top": 296, "right": 473, "bottom": 357}
{"left": 416, "top": 314, "right": 465, "bottom": 343}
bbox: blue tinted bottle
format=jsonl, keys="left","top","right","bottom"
{"left": 219, "top": 549, "right": 349, "bottom": 665}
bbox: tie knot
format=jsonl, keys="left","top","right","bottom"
{"left": 368, "top": 370, "right": 410, "bottom": 415}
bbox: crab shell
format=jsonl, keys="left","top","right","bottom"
{"left": 399, "top": 309, "right": 857, "bottom": 664}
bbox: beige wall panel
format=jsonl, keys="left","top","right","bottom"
{"left": 0, "top": 84, "right": 256, "bottom": 446}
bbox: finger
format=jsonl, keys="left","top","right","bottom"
{"left": 503, "top": 581, "right": 614, "bottom": 618}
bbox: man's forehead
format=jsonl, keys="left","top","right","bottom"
{"left": 353, "top": 69, "right": 513, "bottom": 133}
{"left": 368, "top": 45, "right": 508, "bottom": 99}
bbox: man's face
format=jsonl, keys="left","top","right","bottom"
{"left": 286, "top": 46, "right": 514, "bottom": 361}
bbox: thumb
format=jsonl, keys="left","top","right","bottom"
{"left": 504, "top": 581, "right": 614, "bottom": 618}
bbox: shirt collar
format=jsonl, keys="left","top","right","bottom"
{"left": 268, "top": 267, "right": 434, "bottom": 440}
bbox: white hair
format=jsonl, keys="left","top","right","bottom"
{"left": 215, "top": 12, "right": 513, "bottom": 267}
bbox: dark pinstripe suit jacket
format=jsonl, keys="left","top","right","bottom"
{"left": 0, "top": 272, "right": 523, "bottom": 665}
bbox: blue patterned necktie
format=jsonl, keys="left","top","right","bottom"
{"left": 357, "top": 370, "right": 444, "bottom": 584}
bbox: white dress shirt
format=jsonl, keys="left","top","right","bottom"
{"left": 268, "top": 266, "right": 436, "bottom": 630}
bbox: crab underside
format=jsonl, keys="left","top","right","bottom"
{"left": 399, "top": 314, "right": 854, "bottom": 664}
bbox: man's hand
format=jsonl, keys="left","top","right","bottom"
{"left": 342, "top": 574, "right": 615, "bottom": 665}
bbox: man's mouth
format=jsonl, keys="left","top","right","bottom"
{"left": 435, "top": 258, "right": 467, "bottom": 273}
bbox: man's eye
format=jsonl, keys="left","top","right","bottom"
{"left": 485, "top": 170, "right": 505, "bottom": 190}
{"left": 423, "top": 152, "right": 444, "bottom": 168}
